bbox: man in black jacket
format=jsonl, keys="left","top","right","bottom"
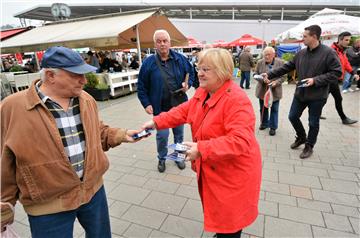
{"left": 262, "top": 25, "right": 342, "bottom": 159}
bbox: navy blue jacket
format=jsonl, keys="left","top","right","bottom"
{"left": 137, "top": 50, "right": 194, "bottom": 115}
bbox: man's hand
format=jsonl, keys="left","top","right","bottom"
{"left": 182, "top": 141, "right": 201, "bottom": 161}
{"left": 145, "top": 105, "right": 153, "bottom": 115}
{"left": 268, "top": 80, "right": 278, "bottom": 87}
{"left": 261, "top": 73, "right": 270, "bottom": 84}
{"left": 302, "top": 78, "right": 315, "bottom": 87}
{"left": 354, "top": 74, "right": 359, "bottom": 81}
{"left": 123, "top": 130, "right": 143, "bottom": 143}
{"left": 1, "top": 203, "right": 14, "bottom": 232}
{"left": 181, "top": 82, "right": 189, "bottom": 92}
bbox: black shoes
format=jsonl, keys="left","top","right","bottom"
{"left": 259, "top": 124, "right": 267, "bottom": 130}
{"left": 158, "top": 159, "right": 186, "bottom": 173}
{"left": 290, "top": 137, "right": 306, "bottom": 149}
{"left": 175, "top": 160, "right": 186, "bottom": 170}
{"left": 342, "top": 117, "right": 358, "bottom": 125}
{"left": 269, "top": 128, "right": 276, "bottom": 136}
{"left": 158, "top": 160, "right": 166, "bottom": 173}
{"left": 300, "top": 144, "right": 313, "bottom": 159}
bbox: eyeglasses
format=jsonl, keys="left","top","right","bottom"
{"left": 195, "top": 66, "right": 212, "bottom": 73}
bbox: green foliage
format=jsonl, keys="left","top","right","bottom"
{"left": 9, "top": 65, "right": 23, "bottom": 72}
{"left": 95, "top": 83, "right": 109, "bottom": 90}
{"left": 282, "top": 53, "right": 295, "bottom": 62}
{"left": 84, "top": 72, "right": 99, "bottom": 88}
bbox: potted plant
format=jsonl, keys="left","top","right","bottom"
{"left": 281, "top": 53, "right": 297, "bottom": 83}
{"left": 83, "top": 72, "right": 110, "bottom": 101}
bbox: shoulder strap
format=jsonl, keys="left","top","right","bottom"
{"left": 155, "top": 55, "right": 170, "bottom": 91}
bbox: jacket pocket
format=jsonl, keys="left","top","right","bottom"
{"left": 83, "top": 145, "right": 109, "bottom": 187}
{"left": 19, "top": 160, "right": 79, "bottom": 204}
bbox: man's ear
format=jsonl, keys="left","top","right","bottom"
{"left": 45, "top": 70, "right": 56, "bottom": 83}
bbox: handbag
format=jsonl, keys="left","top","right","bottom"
{"left": 155, "top": 56, "right": 188, "bottom": 107}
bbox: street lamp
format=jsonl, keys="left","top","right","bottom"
{"left": 258, "top": 18, "right": 271, "bottom": 50}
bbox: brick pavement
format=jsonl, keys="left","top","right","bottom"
{"left": 11, "top": 80, "right": 359, "bottom": 237}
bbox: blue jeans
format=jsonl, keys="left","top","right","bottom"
{"left": 342, "top": 66, "right": 356, "bottom": 90}
{"left": 240, "top": 71, "right": 250, "bottom": 88}
{"left": 259, "top": 99, "right": 280, "bottom": 129}
{"left": 28, "top": 186, "right": 111, "bottom": 238}
{"left": 156, "top": 125, "right": 184, "bottom": 159}
{"left": 288, "top": 97, "right": 327, "bottom": 147}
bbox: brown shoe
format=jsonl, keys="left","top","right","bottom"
{"left": 290, "top": 137, "right": 306, "bottom": 149}
{"left": 300, "top": 144, "right": 313, "bottom": 159}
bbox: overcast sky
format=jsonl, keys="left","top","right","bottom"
{"left": 2, "top": 0, "right": 358, "bottom": 26}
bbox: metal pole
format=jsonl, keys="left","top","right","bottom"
{"left": 136, "top": 24, "right": 142, "bottom": 65}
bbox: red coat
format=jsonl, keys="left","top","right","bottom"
{"left": 154, "top": 80, "right": 262, "bottom": 233}
{"left": 331, "top": 42, "right": 354, "bottom": 80}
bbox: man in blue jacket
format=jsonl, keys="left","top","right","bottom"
{"left": 137, "top": 29, "right": 194, "bottom": 172}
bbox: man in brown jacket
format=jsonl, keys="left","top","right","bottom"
{"left": 255, "top": 47, "right": 286, "bottom": 136}
{"left": 239, "top": 46, "right": 255, "bottom": 89}
{"left": 1, "top": 46, "right": 142, "bottom": 237}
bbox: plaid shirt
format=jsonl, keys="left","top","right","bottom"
{"left": 36, "top": 82, "right": 86, "bottom": 178}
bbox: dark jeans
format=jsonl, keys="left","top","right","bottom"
{"left": 240, "top": 71, "right": 250, "bottom": 88}
{"left": 288, "top": 97, "right": 327, "bottom": 147}
{"left": 328, "top": 83, "right": 346, "bottom": 120}
{"left": 259, "top": 99, "right": 280, "bottom": 129}
{"left": 156, "top": 125, "right": 184, "bottom": 159}
{"left": 28, "top": 186, "right": 111, "bottom": 238}
{"left": 216, "top": 229, "right": 242, "bottom": 238}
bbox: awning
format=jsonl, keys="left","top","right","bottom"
{"left": 0, "top": 27, "right": 33, "bottom": 41}
{"left": 1, "top": 8, "right": 188, "bottom": 54}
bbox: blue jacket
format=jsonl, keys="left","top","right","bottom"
{"left": 137, "top": 49, "right": 194, "bottom": 115}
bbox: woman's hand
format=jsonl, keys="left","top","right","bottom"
{"left": 182, "top": 141, "right": 201, "bottom": 161}
{"left": 142, "top": 120, "right": 156, "bottom": 130}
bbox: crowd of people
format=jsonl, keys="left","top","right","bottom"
{"left": 1, "top": 24, "right": 359, "bottom": 238}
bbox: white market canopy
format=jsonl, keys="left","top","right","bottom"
{"left": 276, "top": 8, "right": 360, "bottom": 42}
{"left": 0, "top": 8, "right": 188, "bottom": 53}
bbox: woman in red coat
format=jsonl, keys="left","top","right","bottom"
{"left": 143, "top": 48, "right": 262, "bottom": 237}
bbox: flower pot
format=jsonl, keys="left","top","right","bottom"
{"left": 84, "top": 87, "right": 110, "bottom": 101}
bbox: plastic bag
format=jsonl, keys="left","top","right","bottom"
{"left": 1, "top": 202, "right": 18, "bottom": 238}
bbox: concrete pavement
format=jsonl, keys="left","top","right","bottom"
{"left": 12, "top": 80, "right": 360, "bottom": 237}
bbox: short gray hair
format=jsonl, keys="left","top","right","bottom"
{"left": 40, "top": 68, "right": 59, "bottom": 82}
{"left": 153, "top": 29, "right": 171, "bottom": 43}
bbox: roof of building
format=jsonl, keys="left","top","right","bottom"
{"left": 14, "top": 1, "right": 360, "bottom": 22}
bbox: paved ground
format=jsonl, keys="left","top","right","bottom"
{"left": 12, "top": 79, "right": 359, "bottom": 238}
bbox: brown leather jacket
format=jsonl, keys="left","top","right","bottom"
{"left": 255, "top": 58, "right": 286, "bottom": 101}
{"left": 1, "top": 80, "right": 127, "bottom": 216}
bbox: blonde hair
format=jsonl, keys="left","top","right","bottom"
{"left": 263, "top": 46, "right": 275, "bottom": 54}
{"left": 198, "top": 48, "right": 234, "bottom": 83}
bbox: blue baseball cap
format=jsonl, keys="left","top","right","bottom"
{"left": 41, "top": 46, "right": 97, "bottom": 74}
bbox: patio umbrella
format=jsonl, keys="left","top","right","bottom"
{"left": 228, "top": 34, "right": 264, "bottom": 47}
{"left": 212, "top": 40, "right": 229, "bottom": 48}
{"left": 275, "top": 8, "right": 360, "bottom": 42}
{"left": 187, "top": 36, "right": 203, "bottom": 48}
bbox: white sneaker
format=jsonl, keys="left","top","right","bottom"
{"left": 356, "top": 88, "right": 360, "bottom": 91}
{"left": 348, "top": 88, "right": 354, "bottom": 92}
{"left": 342, "top": 89, "right": 349, "bottom": 93}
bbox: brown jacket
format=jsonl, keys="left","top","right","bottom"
{"left": 239, "top": 51, "right": 254, "bottom": 71}
{"left": 1, "top": 80, "right": 127, "bottom": 216}
{"left": 255, "top": 58, "right": 286, "bottom": 101}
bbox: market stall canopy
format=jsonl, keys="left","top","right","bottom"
{"left": 275, "top": 8, "right": 360, "bottom": 42}
{"left": 0, "top": 8, "right": 188, "bottom": 54}
{"left": 228, "top": 34, "right": 264, "bottom": 47}
{"left": 187, "top": 36, "right": 203, "bottom": 48}
{"left": 0, "top": 27, "right": 34, "bottom": 41}
{"left": 212, "top": 40, "right": 230, "bottom": 48}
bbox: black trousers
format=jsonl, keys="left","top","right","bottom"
{"left": 328, "top": 83, "right": 346, "bottom": 120}
{"left": 216, "top": 230, "right": 242, "bottom": 238}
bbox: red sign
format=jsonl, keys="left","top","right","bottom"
{"left": 15, "top": 53, "right": 23, "bottom": 64}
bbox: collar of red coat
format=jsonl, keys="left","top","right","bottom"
{"left": 331, "top": 42, "right": 345, "bottom": 53}
{"left": 193, "top": 79, "right": 233, "bottom": 108}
